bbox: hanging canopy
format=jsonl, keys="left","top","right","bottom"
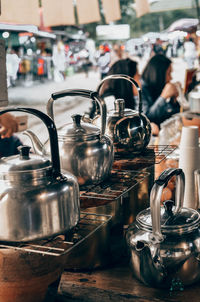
{"left": 42, "top": 0, "right": 75, "bottom": 27}
{"left": 101, "top": 0, "right": 121, "bottom": 23}
{"left": 0, "top": 0, "right": 40, "bottom": 26}
{"left": 76, "top": 0, "right": 101, "bottom": 24}
{"left": 167, "top": 18, "right": 199, "bottom": 33}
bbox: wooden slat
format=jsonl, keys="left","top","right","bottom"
{"left": 58, "top": 264, "right": 200, "bottom": 302}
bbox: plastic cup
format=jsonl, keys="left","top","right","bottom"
{"left": 180, "top": 126, "right": 199, "bottom": 148}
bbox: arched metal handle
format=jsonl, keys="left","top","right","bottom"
{"left": 96, "top": 74, "right": 143, "bottom": 114}
{"left": 0, "top": 107, "right": 61, "bottom": 177}
{"left": 150, "top": 168, "right": 185, "bottom": 243}
{"left": 47, "top": 89, "right": 107, "bottom": 136}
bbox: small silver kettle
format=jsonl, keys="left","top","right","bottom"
{"left": 126, "top": 168, "right": 200, "bottom": 288}
{"left": 25, "top": 89, "right": 114, "bottom": 187}
{"left": 93, "top": 74, "right": 151, "bottom": 156}
{"left": 0, "top": 107, "right": 79, "bottom": 242}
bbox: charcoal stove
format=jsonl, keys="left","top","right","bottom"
{"left": 0, "top": 212, "right": 112, "bottom": 301}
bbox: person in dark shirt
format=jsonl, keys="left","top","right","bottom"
{"left": 0, "top": 113, "right": 22, "bottom": 157}
{"left": 141, "top": 54, "right": 180, "bottom": 130}
{"left": 99, "top": 58, "right": 140, "bottom": 109}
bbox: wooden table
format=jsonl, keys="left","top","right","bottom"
{"left": 50, "top": 262, "right": 200, "bottom": 302}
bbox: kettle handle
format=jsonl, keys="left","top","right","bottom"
{"left": 96, "top": 74, "right": 143, "bottom": 114}
{"left": 47, "top": 89, "right": 106, "bottom": 136}
{"left": 150, "top": 168, "right": 185, "bottom": 243}
{"left": 0, "top": 107, "right": 61, "bottom": 177}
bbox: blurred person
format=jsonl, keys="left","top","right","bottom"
{"left": 6, "top": 46, "right": 21, "bottom": 87}
{"left": 99, "top": 58, "right": 140, "bottom": 110}
{"left": 0, "top": 112, "right": 23, "bottom": 158}
{"left": 151, "top": 38, "right": 164, "bottom": 56}
{"left": 141, "top": 54, "right": 180, "bottom": 129}
{"left": 184, "top": 37, "right": 197, "bottom": 69}
{"left": 110, "top": 43, "right": 129, "bottom": 66}
{"left": 97, "top": 44, "right": 111, "bottom": 79}
{"left": 52, "top": 41, "right": 66, "bottom": 82}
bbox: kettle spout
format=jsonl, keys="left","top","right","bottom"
{"left": 130, "top": 240, "right": 166, "bottom": 287}
{"left": 23, "top": 130, "right": 45, "bottom": 156}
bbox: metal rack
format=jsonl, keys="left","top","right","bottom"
{"left": 114, "top": 145, "right": 177, "bottom": 165}
{"left": 0, "top": 213, "right": 111, "bottom": 257}
{"left": 80, "top": 145, "right": 176, "bottom": 203}
{"left": 80, "top": 169, "right": 149, "bottom": 201}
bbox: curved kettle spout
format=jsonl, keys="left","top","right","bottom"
{"left": 131, "top": 240, "right": 166, "bottom": 287}
{"left": 23, "top": 130, "right": 45, "bottom": 156}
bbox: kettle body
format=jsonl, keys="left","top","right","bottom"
{"left": 0, "top": 108, "right": 80, "bottom": 242}
{"left": 25, "top": 89, "right": 114, "bottom": 187}
{"left": 94, "top": 74, "right": 151, "bottom": 156}
{"left": 126, "top": 168, "right": 200, "bottom": 288}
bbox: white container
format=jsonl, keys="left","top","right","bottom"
{"left": 179, "top": 126, "right": 200, "bottom": 208}
{"left": 188, "top": 91, "right": 200, "bottom": 113}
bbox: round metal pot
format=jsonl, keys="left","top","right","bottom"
{"left": 126, "top": 168, "right": 200, "bottom": 288}
{"left": 94, "top": 74, "right": 151, "bottom": 156}
{"left": 46, "top": 89, "right": 114, "bottom": 187}
{"left": 0, "top": 107, "right": 79, "bottom": 242}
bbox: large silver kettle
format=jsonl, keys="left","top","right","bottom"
{"left": 25, "top": 89, "right": 114, "bottom": 187}
{"left": 126, "top": 168, "right": 200, "bottom": 288}
{"left": 93, "top": 74, "right": 151, "bottom": 156}
{"left": 0, "top": 107, "right": 79, "bottom": 242}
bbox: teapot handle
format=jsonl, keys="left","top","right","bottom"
{"left": 150, "top": 168, "right": 185, "bottom": 243}
{"left": 0, "top": 107, "right": 61, "bottom": 177}
{"left": 96, "top": 74, "right": 143, "bottom": 114}
{"left": 47, "top": 89, "right": 106, "bottom": 136}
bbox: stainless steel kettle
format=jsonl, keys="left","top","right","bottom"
{"left": 93, "top": 74, "right": 151, "bottom": 156}
{"left": 126, "top": 168, "right": 200, "bottom": 288}
{"left": 0, "top": 107, "right": 79, "bottom": 242}
{"left": 25, "top": 89, "right": 114, "bottom": 187}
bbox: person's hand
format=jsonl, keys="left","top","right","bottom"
{"left": 151, "top": 122, "right": 159, "bottom": 136}
{"left": 0, "top": 113, "right": 18, "bottom": 138}
{"left": 161, "top": 82, "right": 179, "bottom": 100}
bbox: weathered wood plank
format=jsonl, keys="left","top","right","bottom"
{"left": 57, "top": 264, "right": 200, "bottom": 302}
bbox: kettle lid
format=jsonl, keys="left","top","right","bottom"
{"left": 108, "top": 98, "right": 137, "bottom": 117}
{"left": 0, "top": 146, "right": 51, "bottom": 176}
{"left": 58, "top": 114, "right": 100, "bottom": 141}
{"left": 136, "top": 200, "right": 200, "bottom": 235}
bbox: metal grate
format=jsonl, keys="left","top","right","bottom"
{"left": 80, "top": 169, "right": 149, "bottom": 202}
{"left": 113, "top": 144, "right": 177, "bottom": 170}
{"left": 0, "top": 213, "right": 111, "bottom": 257}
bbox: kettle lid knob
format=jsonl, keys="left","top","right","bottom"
{"left": 18, "top": 145, "right": 31, "bottom": 160}
{"left": 72, "top": 114, "right": 82, "bottom": 127}
{"left": 163, "top": 200, "right": 174, "bottom": 215}
{"left": 114, "top": 99, "right": 125, "bottom": 113}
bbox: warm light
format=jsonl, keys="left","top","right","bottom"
{"left": 2, "top": 31, "right": 9, "bottom": 38}
{"left": 27, "top": 48, "right": 33, "bottom": 56}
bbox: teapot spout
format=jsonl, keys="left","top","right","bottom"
{"left": 23, "top": 130, "right": 45, "bottom": 156}
{"left": 130, "top": 240, "right": 166, "bottom": 287}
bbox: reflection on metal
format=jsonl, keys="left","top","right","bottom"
{"left": 0, "top": 212, "right": 111, "bottom": 257}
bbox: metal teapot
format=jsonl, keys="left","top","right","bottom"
{"left": 25, "top": 89, "right": 114, "bottom": 187}
{"left": 126, "top": 168, "right": 200, "bottom": 288}
{"left": 0, "top": 107, "right": 79, "bottom": 242}
{"left": 93, "top": 74, "right": 151, "bottom": 156}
